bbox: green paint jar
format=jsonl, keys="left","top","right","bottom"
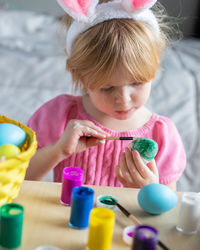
{"left": 96, "top": 195, "right": 118, "bottom": 211}
{"left": 0, "top": 203, "right": 24, "bottom": 248}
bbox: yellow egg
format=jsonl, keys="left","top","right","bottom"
{"left": 0, "top": 144, "right": 20, "bottom": 160}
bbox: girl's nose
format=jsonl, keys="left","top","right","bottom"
{"left": 115, "top": 87, "right": 132, "bottom": 105}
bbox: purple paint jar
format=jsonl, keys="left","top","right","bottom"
{"left": 60, "top": 167, "right": 84, "bottom": 206}
{"left": 132, "top": 225, "right": 158, "bottom": 250}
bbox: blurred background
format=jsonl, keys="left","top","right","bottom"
{"left": 0, "top": 0, "right": 200, "bottom": 190}
{"left": 1, "top": 0, "right": 200, "bottom": 37}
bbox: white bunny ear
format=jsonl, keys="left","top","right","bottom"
{"left": 56, "top": 0, "right": 99, "bottom": 23}
{"left": 121, "top": 0, "right": 157, "bottom": 13}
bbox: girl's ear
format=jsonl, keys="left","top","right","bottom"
{"left": 56, "top": 0, "right": 99, "bottom": 23}
{"left": 121, "top": 0, "right": 157, "bottom": 12}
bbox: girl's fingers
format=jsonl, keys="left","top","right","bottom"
{"left": 124, "top": 148, "right": 144, "bottom": 183}
{"left": 118, "top": 148, "right": 159, "bottom": 187}
{"left": 115, "top": 164, "right": 133, "bottom": 187}
{"left": 115, "top": 164, "right": 127, "bottom": 186}
{"left": 130, "top": 150, "right": 156, "bottom": 179}
{"left": 70, "top": 120, "right": 109, "bottom": 138}
{"left": 85, "top": 137, "right": 106, "bottom": 148}
{"left": 119, "top": 153, "right": 133, "bottom": 183}
{"left": 131, "top": 150, "right": 159, "bottom": 184}
{"left": 146, "top": 159, "right": 158, "bottom": 174}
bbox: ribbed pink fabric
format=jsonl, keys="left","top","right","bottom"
{"left": 27, "top": 94, "right": 186, "bottom": 187}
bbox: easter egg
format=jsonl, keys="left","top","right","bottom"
{"left": 0, "top": 123, "right": 26, "bottom": 147}
{"left": 0, "top": 144, "right": 20, "bottom": 160}
{"left": 138, "top": 183, "right": 178, "bottom": 214}
{"left": 132, "top": 138, "right": 158, "bottom": 162}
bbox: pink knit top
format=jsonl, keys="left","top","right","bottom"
{"left": 27, "top": 94, "right": 186, "bottom": 187}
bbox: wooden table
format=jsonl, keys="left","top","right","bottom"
{"left": 14, "top": 181, "right": 200, "bottom": 250}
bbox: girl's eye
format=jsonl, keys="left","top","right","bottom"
{"left": 132, "top": 82, "right": 143, "bottom": 86}
{"left": 101, "top": 86, "right": 115, "bottom": 92}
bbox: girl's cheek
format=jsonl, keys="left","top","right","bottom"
{"left": 101, "top": 94, "right": 113, "bottom": 104}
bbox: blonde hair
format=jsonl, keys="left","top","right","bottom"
{"left": 62, "top": 1, "right": 168, "bottom": 91}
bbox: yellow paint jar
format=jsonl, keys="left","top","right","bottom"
{"left": 87, "top": 207, "right": 115, "bottom": 250}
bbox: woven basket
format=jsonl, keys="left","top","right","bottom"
{"left": 0, "top": 115, "right": 37, "bottom": 206}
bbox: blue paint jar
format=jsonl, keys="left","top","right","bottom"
{"left": 69, "top": 186, "right": 94, "bottom": 229}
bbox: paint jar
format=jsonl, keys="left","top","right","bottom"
{"left": 35, "top": 246, "right": 61, "bottom": 250}
{"left": 87, "top": 207, "right": 115, "bottom": 250}
{"left": 0, "top": 203, "right": 24, "bottom": 249}
{"left": 123, "top": 225, "right": 136, "bottom": 246}
{"left": 132, "top": 225, "right": 158, "bottom": 250}
{"left": 69, "top": 186, "right": 94, "bottom": 229}
{"left": 60, "top": 167, "right": 84, "bottom": 206}
{"left": 176, "top": 192, "right": 200, "bottom": 234}
{"left": 96, "top": 195, "right": 118, "bottom": 211}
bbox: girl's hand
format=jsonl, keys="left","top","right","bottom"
{"left": 55, "top": 119, "right": 109, "bottom": 158}
{"left": 116, "top": 147, "right": 159, "bottom": 188}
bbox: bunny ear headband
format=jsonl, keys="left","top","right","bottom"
{"left": 56, "top": 0, "right": 159, "bottom": 54}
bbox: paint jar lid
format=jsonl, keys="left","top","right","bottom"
{"left": 96, "top": 195, "right": 118, "bottom": 211}
{"left": 135, "top": 225, "right": 158, "bottom": 240}
{"left": 72, "top": 186, "right": 94, "bottom": 200}
{"left": 62, "top": 166, "right": 84, "bottom": 180}
{"left": 123, "top": 225, "right": 136, "bottom": 246}
{"left": 35, "top": 245, "right": 61, "bottom": 250}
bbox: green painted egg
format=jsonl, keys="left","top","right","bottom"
{"left": 132, "top": 138, "right": 158, "bottom": 161}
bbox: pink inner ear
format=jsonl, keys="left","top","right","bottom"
{"left": 132, "top": 0, "right": 153, "bottom": 10}
{"left": 62, "top": 0, "right": 92, "bottom": 15}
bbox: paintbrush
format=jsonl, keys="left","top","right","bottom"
{"left": 113, "top": 199, "right": 141, "bottom": 225}
{"left": 86, "top": 136, "right": 158, "bottom": 161}
{"left": 105, "top": 136, "right": 134, "bottom": 140}
{"left": 111, "top": 199, "right": 170, "bottom": 250}
{"left": 86, "top": 136, "right": 134, "bottom": 140}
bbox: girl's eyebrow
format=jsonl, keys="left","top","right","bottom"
{"left": 102, "top": 84, "right": 113, "bottom": 87}
{"left": 103, "top": 81, "right": 136, "bottom": 87}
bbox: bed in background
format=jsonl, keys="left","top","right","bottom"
{"left": 0, "top": 8, "right": 200, "bottom": 191}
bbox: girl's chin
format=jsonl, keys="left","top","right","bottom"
{"left": 114, "top": 116, "right": 132, "bottom": 120}
{"left": 112, "top": 113, "right": 134, "bottom": 120}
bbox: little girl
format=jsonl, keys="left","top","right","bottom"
{"left": 26, "top": 0, "right": 186, "bottom": 190}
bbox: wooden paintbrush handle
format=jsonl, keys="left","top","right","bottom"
{"left": 128, "top": 214, "right": 142, "bottom": 225}
{"left": 105, "top": 136, "right": 134, "bottom": 140}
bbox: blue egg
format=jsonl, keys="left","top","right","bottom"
{"left": 138, "top": 183, "right": 178, "bottom": 215}
{"left": 0, "top": 123, "right": 26, "bottom": 147}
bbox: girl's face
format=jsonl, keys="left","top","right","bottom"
{"left": 87, "top": 67, "right": 152, "bottom": 120}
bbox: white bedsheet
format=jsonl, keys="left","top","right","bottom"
{"left": 0, "top": 10, "right": 200, "bottom": 191}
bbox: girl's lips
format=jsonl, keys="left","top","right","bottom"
{"left": 115, "top": 108, "right": 132, "bottom": 114}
